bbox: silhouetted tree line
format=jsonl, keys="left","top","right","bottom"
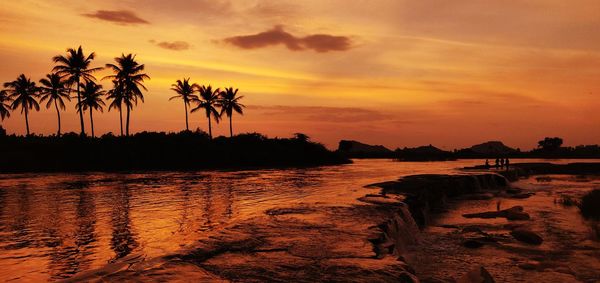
{"left": 337, "top": 137, "right": 600, "bottom": 160}
{"left": 453, "top": 137, "right": 600, "bottom": 159}
{"left": 0, "top": 46, "right": 351, "bottom": 171}
{"left": 0, "top": 46, "right": 245, "bottom": 138}
{"left": 0, "top": 131, "right": 349, "bottom": 172}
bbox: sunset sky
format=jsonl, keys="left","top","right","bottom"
{"left": 1, "top": 0, "right": 599, "bottom": 150}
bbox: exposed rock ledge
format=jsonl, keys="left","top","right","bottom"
{"left": 368, "top": 174, "right": 509, "bottom": 227}
{"left": 364, "top": 173, "right": 511, "bottom": 281}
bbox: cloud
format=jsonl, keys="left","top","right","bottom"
{"left": 149, "top": 40, "right": 190, "bottom": 51}
{"left": 250, "top": 105, "right": 397, "bottom": 123}
{"left": 83, "top": 10, "right": 149, "bottom": 25}
{"left": 223, "top": 26, "right": 352, "bottom": 52}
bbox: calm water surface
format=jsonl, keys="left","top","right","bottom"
{"left": 0, "top": 159, "right": 596, "bottom": 281}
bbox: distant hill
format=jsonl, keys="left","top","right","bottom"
{"left": 396, "top": 145, "right": 455, "bottom": 161}
{"left": 469, "top": 141, "right": 517, "bottom": 155}
{"left": 337, "top": 140, "right": 395, "bottom": 158}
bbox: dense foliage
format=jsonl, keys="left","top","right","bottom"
{"left": 0, "top": 131, "right": 350, "bottom": 172}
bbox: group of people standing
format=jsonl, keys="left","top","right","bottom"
{"left": 485, "top": 158, "right": 510, "bottom": 169}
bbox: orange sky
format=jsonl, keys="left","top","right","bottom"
{"left": 0, "top": 0, "right": 599, "bottom": 150}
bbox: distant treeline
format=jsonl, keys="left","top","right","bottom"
{"left": 337, "top": 138, "right": 600, "bottom": 160}
{"left": 454, "top": 145, "right": 600, "bottom": 159}
{"left": 0, "top": 131, "right": 350, "bottom": 173}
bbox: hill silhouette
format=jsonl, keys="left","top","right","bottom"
{"left": 337, "top": 140, "right": 394, "bottom": 158}
{"left": 335, "top": 138, "right": 600, "bottom": 160}
{"left": 456, "top": 141, "right": 518, "bottom": 157}
{"left": 396, "top": 145, "right": 455, "bottom": 161}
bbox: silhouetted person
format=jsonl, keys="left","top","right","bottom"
{"left": 495, "top": 158, "right": 500, "bottom": 169}
{"left": 500, "top": 158, "right": 505, "bottom": 169}
{"left": 505, "top": 158, "right": 510, "bottom": 169}
{"left": 485, "top": 159, "right": 490, "bottom": 169}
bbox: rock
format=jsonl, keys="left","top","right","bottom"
{"left": 580, "top": 189, "right": 600, "bottom": 220}
{"left": 458, "top": 266, "right": 495, "bottom": 283}
{"left": 510, "top": 229, "right": 543, "bottom": 245}
{"left": 462, "top": 226, "right": 483, "bottom": 233}
{"left": 368, "top": 174, "right": 509, "bottom": 227}
{"left": 506, "top": 187, "right": 522, "bottom": 194}
{"left": 463, "top": 193, "right": 495, "bottom": 200}
{"left": 337, "top": 140, "right": 394, "bottom": 158}
{"left": 462, "top": 211, "right": 502, "bottom": 219}
{"left": 463, "top": 239, "right": 485, "bottom": 249}
{"left": 358, "top": 195, "right": 404, "bottom": 205}
{"left": 439, "top": 224, "right": 459, "bottom": 229}
{"left": 517, "top": 261, "right": 540, "bottom": 270}
{"left": 503, "top": 206, "right": 530, "bottom": 220}
{"left": 462, "top": 206, "right": 530, "bottom": 221}
{"left": 398, "top": 271, "right": 420, "bottom": 283}
{"left": 510, "top": 192, "right": 535, "bottom": 199}
{"left": 468, "top": 141, "right": 517, "bottom": 155}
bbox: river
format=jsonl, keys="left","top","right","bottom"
{"left": 0, "top": 159, "right": 597, "bottom": 281}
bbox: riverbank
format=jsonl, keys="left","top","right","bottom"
{"left": 0, "top": 132, "right": 350, "bottom": 173}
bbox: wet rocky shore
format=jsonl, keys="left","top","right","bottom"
{"left": 62, "top": 163, "right": 600, "bottom": 282}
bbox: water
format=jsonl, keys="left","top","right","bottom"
{"left": 0, "top": 158, "right": 597, "bottom": 281}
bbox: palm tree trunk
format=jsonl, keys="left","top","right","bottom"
{"left": 229, "top": 115, "right": 233, "bottom": 137}
{"left": 89, "top": 108, "right": 94, "bottom": 138}
{"left": 184, "top": 102, "right": 189, "bottom": 131}
{"left": 119, "top": 105, "right": 123, "bottom": 137}
{"left": 24, "top": 107, "right": 30, "bottom": 136}
{"left": 208, "top": 115, "right": 212, "bottom": 139}
{"left": 76, "top": 79, "right": 85, "bottom": 136}
{"left": 126, "top": 105, "right": 130, "bottom": 136}
{"left": 54, "top": 100, "right": 61, "bottom": 136}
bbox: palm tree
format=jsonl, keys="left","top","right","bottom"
{"left": 53, "top": 46, "right": 102, "bottom": 136}
{"left": 39, "top": 73, "right": 70, "bottom": 136}
{"left": 106, "top": 80, "right": 129, "bottom": 136}
{"left": 104, "top": 54, "right": 149, "bottom": 136}
{"left": 78, "top": 81, "right": 105, "bottom": 138}
{"left": 4, "top": 74, "right": 39, "bottom": 136}
{"left": 0, "top": 89, "right": 12, "bottom": 122}
{"left": 218, "top": 87, "right": 245, "bottom": 137}
{"left": 191, "top": 85, "right": 221, "bottom": 139}
{"left": 170, "top": 78, "right": 199, "bottom": 131}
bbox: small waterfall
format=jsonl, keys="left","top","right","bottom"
{"left": 370, "top": 203, "right": 420, "bottom": 258}
{"left": 368, "top": 173, "right": 510, "bottom": 258}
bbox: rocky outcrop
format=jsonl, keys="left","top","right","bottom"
{"left": 458, "top": 266, "right": 495, "bottom": 283}
{"left": 395, "top": 145, "right": 455, "bottom": 161}
{"left": 369, "top": 174, "right": 509, "bottom": 226}
{"left": 337, "top": 140, "right": 395, "bottom": 158}
{"left": 469, "top": 141, "right": 516, "bottom": 155}
{"left": 510, "top": 229, "right": 543, "bottom": 245}
{"left": 463, "top": 206, "right": 530, "bottom": 221}
{"left": 580, "top": 189, "right": 600, "bottom": 220}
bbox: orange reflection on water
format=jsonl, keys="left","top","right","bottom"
{"left": 1, "top": 159, "right": 598, "bottom": 281}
